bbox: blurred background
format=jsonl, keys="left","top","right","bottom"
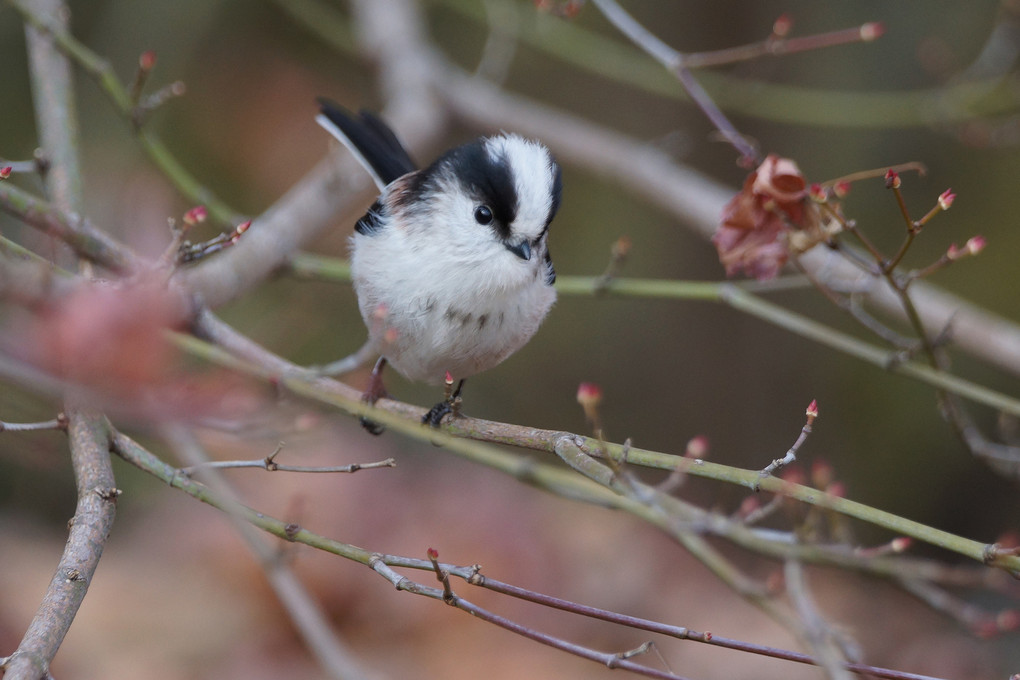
{"left": 1, "top": 1, "right": 1018, "bottom": 678}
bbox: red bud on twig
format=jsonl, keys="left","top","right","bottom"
{"left": 183, "top": 205, "right": 208, "bottom": 226}
{"left": 937, "top": 189, "right": 956, "bottom": 210}
{"left": 860, "top": 22, "right": 885, "bottom": 41}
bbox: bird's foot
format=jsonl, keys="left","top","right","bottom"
{"left": 422, "top": 375, "right": 465, "bottom": 428}
{"left": 360, "top": 357, "right": 388, "bottom": 435}
{"left": 422, "top": 399, "right": 454, "bottom": 428}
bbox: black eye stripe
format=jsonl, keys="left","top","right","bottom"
{"left": 426, "top": 141, "right": 518, "bottom": 239}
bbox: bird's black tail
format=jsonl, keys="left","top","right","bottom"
{"left": 316, "top": 98, "right": 418, "bottom": 189}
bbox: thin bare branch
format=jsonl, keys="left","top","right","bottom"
{"left": 589, "top": 0, "right": 759, "bottom": 162}
{"left": 109, "top": 429, "right": 951, "bottom": 680}
{"left": 0, "top": 414, "right": 66, "bottom": 432}
{"left": 178, "top": 443, "right": 396, "bottom": 475}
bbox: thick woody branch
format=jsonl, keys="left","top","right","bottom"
{"left": 3, "top": 411, "right": 116, "bottom": 680}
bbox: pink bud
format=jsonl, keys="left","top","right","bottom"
{"left": 427, "top": 547, "right": 439, "bottom": 561}
{"left": 808, "top": 183, "right": 828, "bottom": 203}
{"left": 0, "top": 166, "right": 11, "bottom": 179}
{"left": 890, "top": 537, "right": 912, "bottom": 553}
{"left": 884, "top": 169, "right": 900, "bottom": 189}
{"left": 946, "top": 243, "right": 962, "bottom": 261}
{"left": 576, "top": 382, "right": 603, "bottom": 423}
{"left": 833, "top": 180, "right": 851, "bottom": 198}
{"left": 444, "top": 371, "right": 454, "bottom": 386}
{"left": 576, "top": 382, "right": 602, "bottom": 406}
{"left": 685, "top": 435, "right": 709, "bottom": 459}
{"left": 772, "top": 13, "right": 793, "bottom": 38}
{"left": 965, "top": 235, "right": 986, "bottom": 255}
{"left": 183, "top": 205, "right": 207, "bottom": 226}
{"left": 860, "top": 22, "right": 885, "bottom": 41}
{"left": 139, "top": 50, "right": 157, "bottom": 71}
{"left": 611, "top": 235, "right": 632, "bottom": 259}
{"left": 229, "top": 221, "right": 251, "bottom": 245}
{"left": 806, "top": 399, "right": 818, "bottom": 418}
{"left": 938, "top": 189, "right": 955, "bottom": 210}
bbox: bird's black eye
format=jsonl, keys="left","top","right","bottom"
{"left": 474, "top": 205, "right": 493, "bottom": 225}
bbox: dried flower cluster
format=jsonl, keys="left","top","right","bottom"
{"left": 714, "top": 155, "right": 832, "bottom": 280}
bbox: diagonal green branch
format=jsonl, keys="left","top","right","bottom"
{"left": 170, "top": 320, "right": 1020, "bottom": 577}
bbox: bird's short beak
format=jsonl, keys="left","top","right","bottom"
{"left": 505, "top": 239, "right": 532, "bottom": 261}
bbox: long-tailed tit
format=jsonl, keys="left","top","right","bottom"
{"left": 316, "top": 99, "right": 562, "bottom": 431}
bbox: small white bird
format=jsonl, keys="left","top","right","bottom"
{"left": 317, "top": 99, "right": 562, "bottom": 431}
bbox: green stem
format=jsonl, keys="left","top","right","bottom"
{"left": 285, "top": 253, "right": 1020, "bottom": 418}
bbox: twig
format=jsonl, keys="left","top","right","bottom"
{"left": 0, "top": 414, "right": 67, "bottom": 432}
{"left": 161, "top": 425, "right": 377, "bottom": 680}
{"left": 757, "top": 400, "right": 818, "bottom": 489}
{"left": 680, "top": 21, "right": 884, "bottom": 69}
{"left": 590, "top": 0, "right": 759, "bottom": 163}
{"left": 897, "top": 576, "right": 1008, "bottom": 636}
{"left": 476, "top": 569, "right": 947, "bottom": 680}
{"left": 178, "top": 443, "right": 396, "bottom": 475}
